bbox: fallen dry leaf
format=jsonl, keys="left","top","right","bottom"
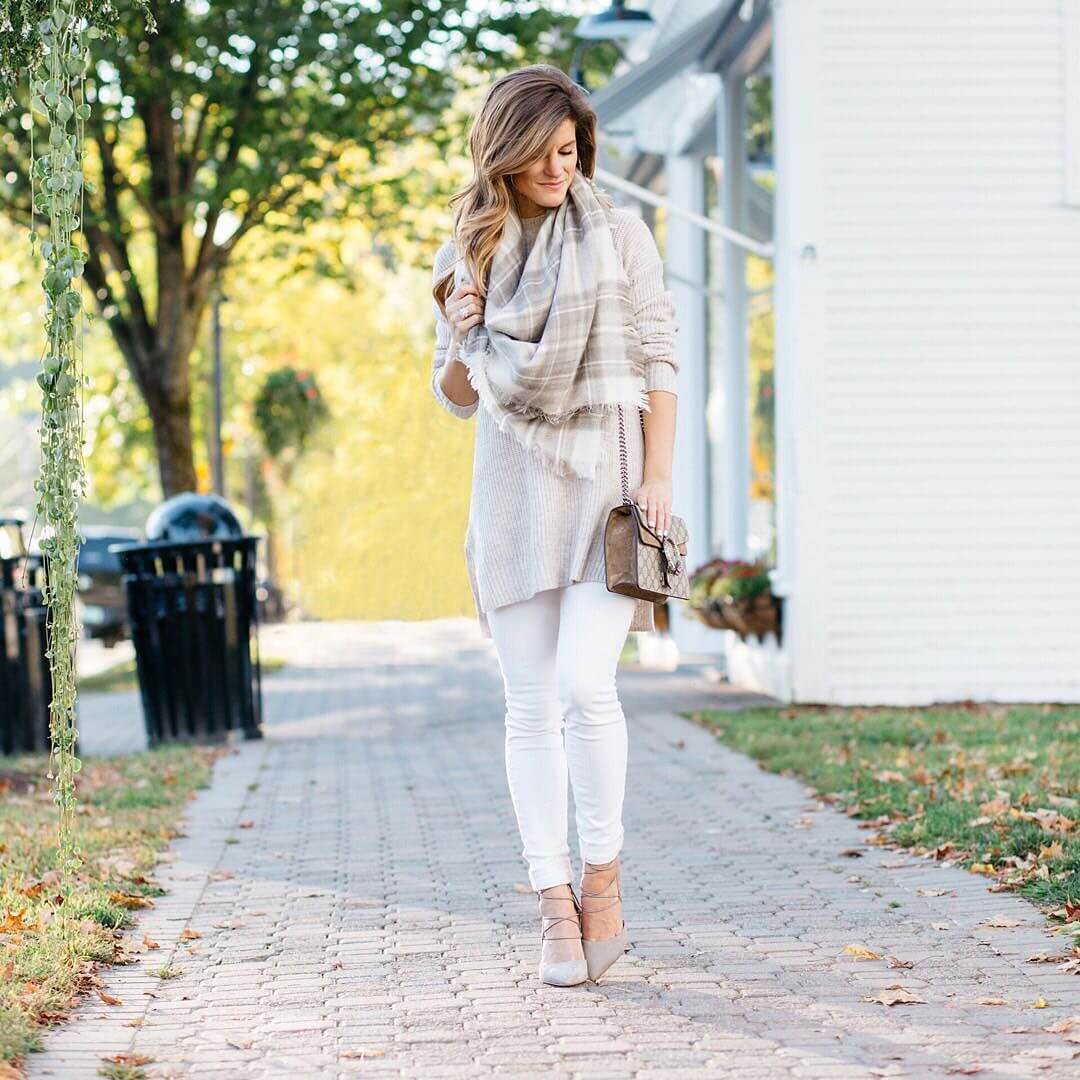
{"left": 976, "top": 997, "right": 1009, "bottom": 1006}
{"left": 226, "top": 1037, "right": 254, "bottom": 1050}
{"left": 1033, "top": 997, "right": 1050, "bottom": 1009}
{"left": 1026, "top": 809, "right": 1075, "bottom": 834}
{"left": 1043, "top": 1016, "right": 1080, "bottom": 1040}
{"left": 865, "top": 987, "right": 926, "bottom": 1006}
{"left": 945, "top": 1067, "right": 984, "bottom": 1076}
{"left": 969, "top": 863, "right": 997, "bottom": 875}
{"left": 1047, "top": 794, "right": 1078, "bottom": 810}
{"left": 180, "top": 928, "right": 202, "bottom": 941}
{"left": 1017, "top": 1046, "right": 1079, "bottom": 1060}
{"left": 340, "top": 1048, "right": 386, "bottom": 1059}
{"left": 1027, "top": 952, "right": 1070, "bottom": 964}
{"left": 983, "top": 915, "right": 1023, "bottom": 928}
{"left": 143, "top": 934, "right": 160, "bottom": 949}
{"left": 124, "top": 1018, "right": 145, "bottom": 1028}
{"left": 108, "top": 892, "right": 154, "bottom": 909}
{"left": 97, "top": 990, "right": 122, "bottom": 1006}
{"left": 237, "top": 819, "right": 255, "bottom": 828}
{"left": 790, "top": 816, "right": 815, "bottom": 829}
{"left": 0, "top": 908, "right": 35, "bottom": 933}
{"left": 917, "top": 888, "right": 953, "bottom": 897}
{"left": 844, "top": 944, "right": 881, "bottom": 961}
{"left": 886, "top": 956, "right": 915, "bottom": 969}
{"left": 838, "top": 848, "right": 864, "bottom": 858}
{"left": 102, "top": 1053, "right": 154, "bottom": 1066}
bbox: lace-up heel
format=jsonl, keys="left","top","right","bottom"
{"left": 579, "top": 857, "right": 630, "bottom": 982}
{"left": 537, "top": 885, "right": 588, "bottom": 987}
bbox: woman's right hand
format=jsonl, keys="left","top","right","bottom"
{"left": 447, "top": 283, "right": 485, "bottom": 344}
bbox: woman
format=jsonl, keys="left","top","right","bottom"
{"left": 430, "top": 65, "right": 679, "bottom": 987}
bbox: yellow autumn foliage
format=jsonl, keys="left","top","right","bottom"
{"left": 225, "top": 219, "right": 477, "bottom": 622}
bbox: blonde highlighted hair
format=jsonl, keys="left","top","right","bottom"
{"left": 432, "top": 64, "right": 598, "bottom": 316}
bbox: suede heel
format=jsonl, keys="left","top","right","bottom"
{"left": 579, "top": 857, "right": 630, "bottom": 983}
{"left": 537, "top": 885, "right": 588, "bottom": 987}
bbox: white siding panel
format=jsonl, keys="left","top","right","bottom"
{"left": 813, "top": 0, "right": 1080, "bottom": 704}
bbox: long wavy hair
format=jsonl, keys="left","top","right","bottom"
{"left": 432, "top": 64, "right": 598, "bottom": 316}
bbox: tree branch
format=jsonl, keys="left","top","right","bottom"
{"left": 182, "top": 93, "right": 212, "bottom": 192}
{"left": 84, "top": 124, "right": 155, "bottom": 351}
{"left": 82, "top": 242, "right": 152, "bottom": 401}
{"left": 194, "top": 46, "right": 264, "bottom": 280}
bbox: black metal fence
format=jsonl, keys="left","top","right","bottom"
{"left": 114, "top": 536, "right": 263, "bottom": 747}
{"left": 0, "top": 555, "right": 52, "bottom": 755}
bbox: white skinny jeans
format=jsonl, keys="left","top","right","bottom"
{"left": 486, "top": 581, "right": 638, "bottom": 890}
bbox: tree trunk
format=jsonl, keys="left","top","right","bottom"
{"left": 146, "top": 386, "right": 198, "bottom": 496}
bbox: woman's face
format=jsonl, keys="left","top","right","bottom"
{"left": 511, "top": 116, "right": 578, "bottom": 213}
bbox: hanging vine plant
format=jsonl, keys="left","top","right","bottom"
{"left": 0, "top": 1, "right": 151, "bottom": 894}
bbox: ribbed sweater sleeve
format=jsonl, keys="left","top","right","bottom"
{"left": 430, "top": 241, "right": 480, "bottom": 420}
{"left": 612, "top": 211, "right": 680, "bottom": 396}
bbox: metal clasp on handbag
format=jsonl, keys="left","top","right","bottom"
{"left": 659, "top": 535, "right": 682, "bottom": 586}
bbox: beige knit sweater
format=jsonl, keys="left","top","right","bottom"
{"left": 430, "top": 206, "right": 679, "bottom": 638}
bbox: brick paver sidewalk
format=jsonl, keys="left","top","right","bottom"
{"left": 30, "top": 620, "right": 1080, "bottom": 1078}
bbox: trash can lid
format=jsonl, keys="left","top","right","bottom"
{"left": 145, "top": 492, "right": 245, "bottom": 542}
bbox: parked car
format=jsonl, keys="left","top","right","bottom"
{"left": 77, "top": 526, "right": 142, "bottom": 647}
{"left": 255, "top": 576, "right": 287, "bottom": 623}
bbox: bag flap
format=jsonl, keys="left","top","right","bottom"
{"left": 633, "top": 506, "right": 688, "bottom": 554}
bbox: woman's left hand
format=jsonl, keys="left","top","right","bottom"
{"left": 630, "top": 475, "right": 673, "bottom": 536}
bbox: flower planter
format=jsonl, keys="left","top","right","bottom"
{"left": 718, "top": 594, "right": 779, "bottom": 638}
{"left": 687, "top": 558, "right": 782, "bottom": 642}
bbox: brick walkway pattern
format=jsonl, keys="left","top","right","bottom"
{"left": 30, "top": 620, "right": 1080, "bottom": 1078}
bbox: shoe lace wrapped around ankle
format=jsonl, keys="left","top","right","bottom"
{"left": 538, "top": 889, "right": 583, "bottom": 942}
{"left": 581, "top": 859, "right": 622, "bottom": 912}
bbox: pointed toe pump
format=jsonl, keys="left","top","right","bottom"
{"left": 537, "top": 885, "right": 588, "bottom": 987}
{"left": 580, "top": 857, "right": 630, "bottom": 983}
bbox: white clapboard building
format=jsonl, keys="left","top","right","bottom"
{"left": 588, "top": 0, "right": 1080, "bottom": 704}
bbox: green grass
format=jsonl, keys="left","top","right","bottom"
{"left": 690, "top": 703, "right": 1080, "bottom": 916}
{"left": 80, "top": 655, "right": 286, "bottom": 694}
{"left": 78, "top": 657, "right": 139, "bottom": 694}
{"left": 0, "top": 745, "right": 225, "bottom": 1066}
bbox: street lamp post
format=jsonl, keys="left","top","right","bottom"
{"left": 211, "top": 288, "right": 226, "bottom": 498}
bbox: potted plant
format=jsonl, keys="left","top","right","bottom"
{"left": 687, "top": 557, "right": 780, "bottom": 640}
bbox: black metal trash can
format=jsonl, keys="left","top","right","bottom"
{"left": 0, "top": 554, "right": 53, "bottom": 756}
{"left": 112, "top": 494, "right": 263, "bottom": 747}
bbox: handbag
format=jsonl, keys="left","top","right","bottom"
{"left": 603, "top": 405, "right": 691, "bottom": 603}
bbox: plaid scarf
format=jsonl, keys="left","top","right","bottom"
{"left": 455, "top": 171, "right": 648, "bottom": 480}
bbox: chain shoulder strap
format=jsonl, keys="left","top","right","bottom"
{"left": 616, "top": 404, "right": 647, "bottom": 506}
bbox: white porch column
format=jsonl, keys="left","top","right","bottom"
{"left": 663, "top": 153, "right": 716, "bottom": 656}
{"left": 772, "top": 0, "right": 827, "bottom": 701}
{"left": 721, "top": 72, "right": 751, "bottom": 560}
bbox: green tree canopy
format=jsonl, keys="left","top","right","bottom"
{"left": 0, "top": 0, "right": 573, "bottom": 495}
